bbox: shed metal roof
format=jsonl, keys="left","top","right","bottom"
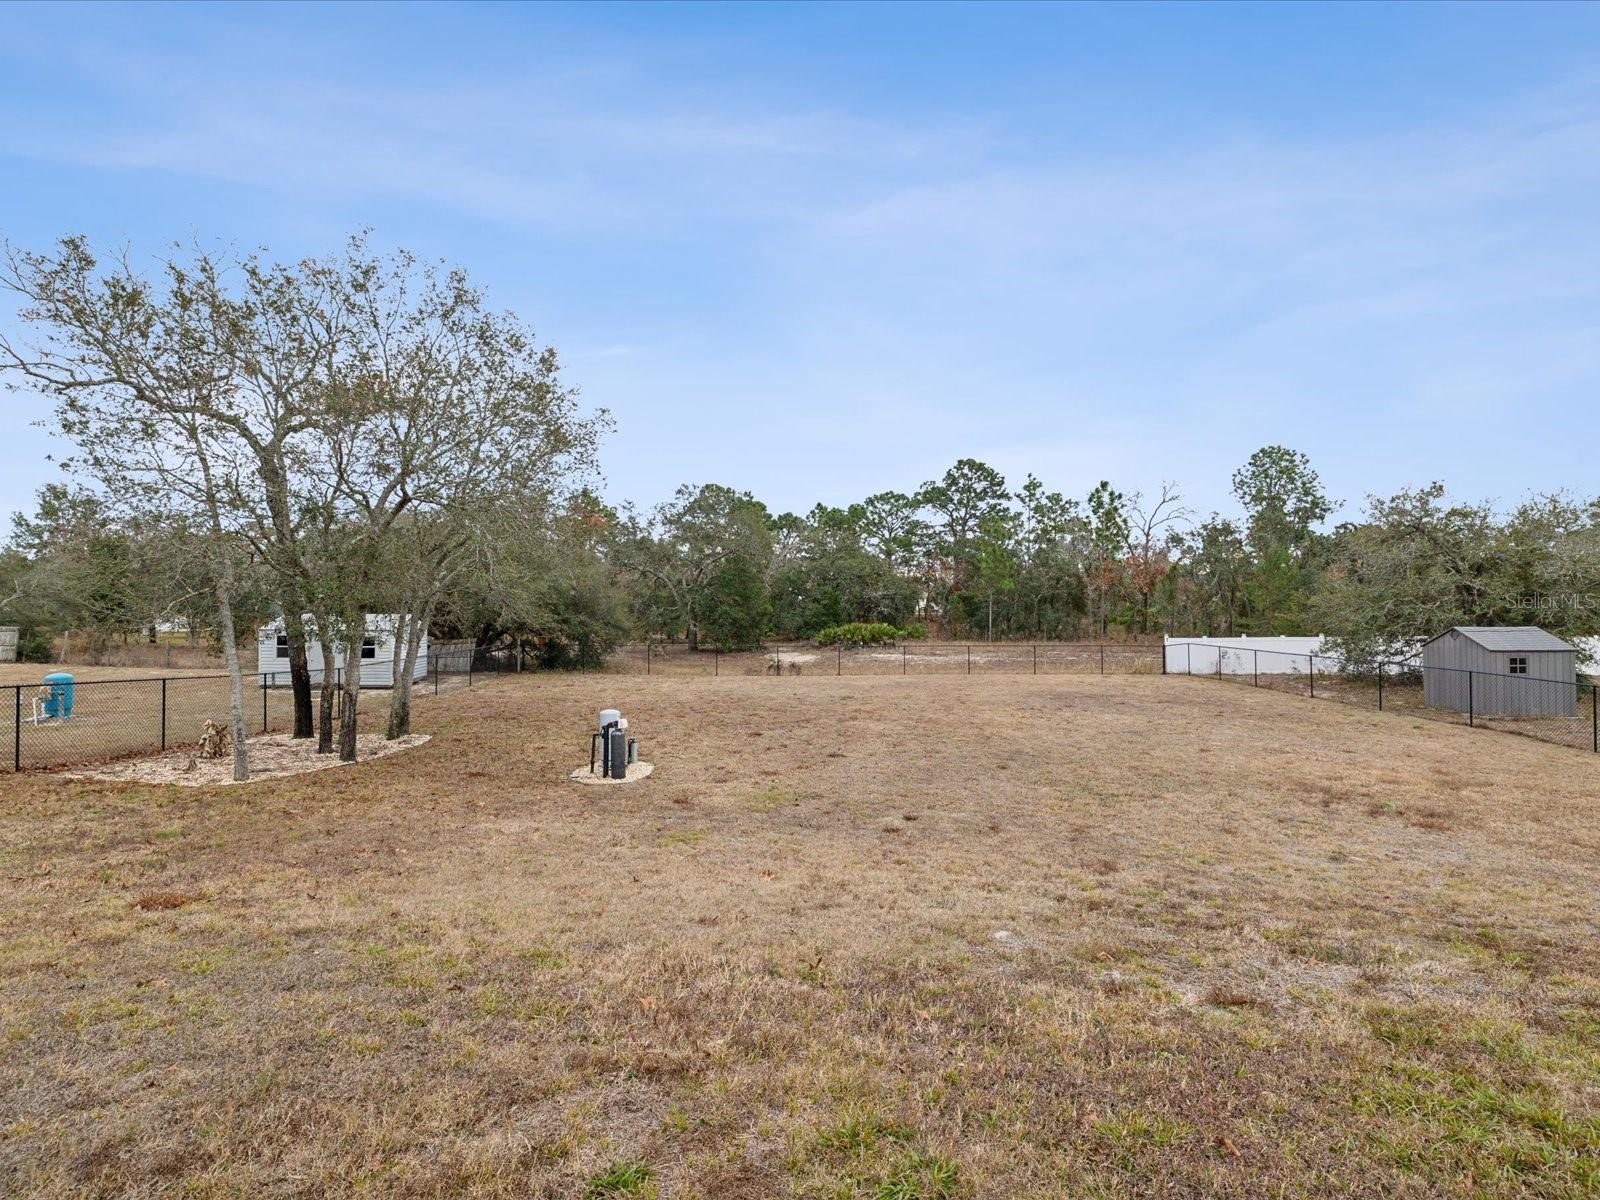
{"left": 1424, "top": 626, "right": 1577, "bottom": 653}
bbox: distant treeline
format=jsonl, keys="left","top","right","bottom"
{"left": 2, "top": 236, "right": 1595, "bottom": 708}
{"left": 10, "top": 445, "right": 1596, "bottom": 672}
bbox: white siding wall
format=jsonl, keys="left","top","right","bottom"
{"left": 258, "top": 615, "right": 428, "bottom": 687}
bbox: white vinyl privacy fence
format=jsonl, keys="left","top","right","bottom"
{"left": 1164, "top": 636, "right": 1335, "bottom": 676}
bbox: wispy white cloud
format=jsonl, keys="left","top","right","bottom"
{"left": 1, "top": 10, "right": 1598, "bottom": 520}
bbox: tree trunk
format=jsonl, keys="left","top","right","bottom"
{"left": 686, "top": 615, "right": 699, "bottom": 653}
{"left": 314, "top": 616, "right": 338, "bottom": 754}
{"left": 281, "top": 604, "right": 314, "bottom": 740}
{"left": 191, "top": 432, "right": 249, "bottom": 782}
{"left": 339, "top": 613, "right": 365, "bottom": 763}
{"left": 212, "top": 558, "right": 250, "bottom": 783}
{"left": 387, "top": 598, "right": 433, "bottom": 740}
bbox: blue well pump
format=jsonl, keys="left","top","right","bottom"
{"left": 42, "top": 671, "right": 74, "bottom": 720}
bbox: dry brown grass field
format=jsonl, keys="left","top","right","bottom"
{"left": 3, "top": 673, "right": 1599, "bottom": 1198}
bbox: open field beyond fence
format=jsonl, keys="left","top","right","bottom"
{"left": 3, "top": 673, "right": 1599, "bottom": 1198}
{"left": 611, "top": 640, "right": 1164, "bottom": 676}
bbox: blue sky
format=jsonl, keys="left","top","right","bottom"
{"left": 2, "top": 1, "right": 1599, "bottom": 530}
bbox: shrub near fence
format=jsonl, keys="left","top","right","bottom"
{"left": 1167, "top": 641, "right": 1600, "bottom": 756}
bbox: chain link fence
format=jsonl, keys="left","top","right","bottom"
{"left": 5, "top": 653, "right": 494, "bottom": 773}
{"left": 1167, "top": 641, "right": 1599, "bottom": 755}
{"left": 613, "top": 640, "right": 1165, "bottom": 677}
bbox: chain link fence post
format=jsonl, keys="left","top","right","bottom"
{"left": 160, "top": 678, "right": 168, "bottom": 749}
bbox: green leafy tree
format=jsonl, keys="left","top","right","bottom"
{"left": 1086, "top": 481, "right": 1129, "bottom": 637}
{"left": 617, "top": 484, "right": 771, "bottom": 651}
{"left": 1231, "top": 445, "right": 1332, "bottom": 557}
{"left": 918, "top": 460, "right": 1009, "bottom": 583}
{"left": 858, "top": 491, "right": 930, "bottom": 573}
{"left": 1012, "top": 476, "right": 1089, "bottom": 638}
{"left": 699, "top": 557, "right": 771, "bottom": 650}
{"left": 971, "top": 512, "right": 1019, "bottom": 640}
{"left": 1188, "top": 517, "right": 1249, "bottom": 634}
{"left": 1316, "top": 484, "right": 1600, "bottom": 668}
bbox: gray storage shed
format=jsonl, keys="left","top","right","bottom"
{"left": 1421, "top": 626, "right": 1577, "bottom": 718}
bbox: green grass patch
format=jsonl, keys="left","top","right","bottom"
{"left": 1354, "top": 1066, "right": 1600, "bottom": 1189}
{"left": 585, "top": 1159, "right": 654, "bottom": 1197}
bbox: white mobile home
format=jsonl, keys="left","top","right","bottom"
{"left": 257, "top": 615, "right": 428, "bottom": 688}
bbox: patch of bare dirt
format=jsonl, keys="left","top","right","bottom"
{"left": 62, "top": 731, "right": 431, "bottom": 786}
{"left": 567, "top": 760, "right": 655, "bottom": 784}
